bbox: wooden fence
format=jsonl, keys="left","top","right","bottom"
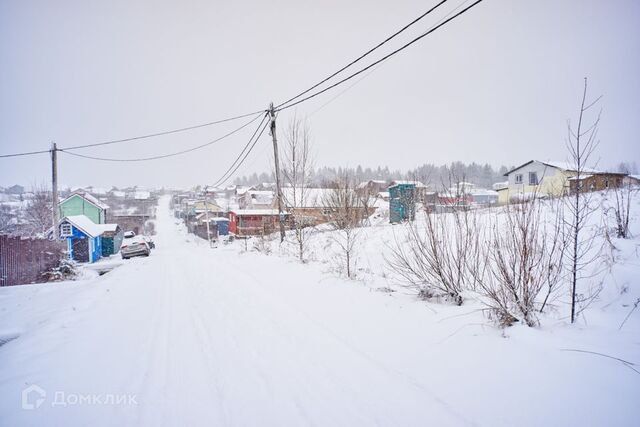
{"left": 0, "top": 235, "right": 62, "bottom": 286}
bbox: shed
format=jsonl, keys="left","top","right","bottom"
{"left": 209, "top": 217, "right": 230, "bottom": 236}
{"left": 58, "top": 215, "right": 104, "bottom": 263}
{"left": 389, "top": 183, "right": 416, "bottom": 223}
{"left": 98, "top": 223, "right": 123, "bottom": 256}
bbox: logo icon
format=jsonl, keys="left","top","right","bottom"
{"left": 22, "top": 384, "right": 46, "bottom": 410}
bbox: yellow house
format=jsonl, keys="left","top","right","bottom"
{"left": 501, "top": 160, "right": 596, "bottom": 203}
{"left": 190, "top": 200, "right": 224, "bottom": 215}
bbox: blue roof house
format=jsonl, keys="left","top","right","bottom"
{"left": 58, "top": 215, "right": 104, "bottom": 263}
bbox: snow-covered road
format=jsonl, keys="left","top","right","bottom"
{"left": 1, "top": 196, "right": 638, "bottom": 426}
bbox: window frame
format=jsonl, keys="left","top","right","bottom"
{"left": 60, "top": 223, "right": 73, "bottom": 237}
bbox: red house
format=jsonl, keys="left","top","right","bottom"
{"left": 228, "top": 209, "right": 288, "bottom": 237}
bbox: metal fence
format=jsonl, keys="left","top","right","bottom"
{"left": 0, "top": 235, "right": 62, "bottom": 286}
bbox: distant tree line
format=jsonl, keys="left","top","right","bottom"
{"left": 233, "top": 162, "right": 513, "bottom": 190}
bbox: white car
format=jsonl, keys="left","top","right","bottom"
{"left": 120, "top": 236, "right": 150, "bottom": 259}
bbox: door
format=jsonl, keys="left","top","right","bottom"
{"left": 72, "top": 238, "right": 89, "bottom": 263}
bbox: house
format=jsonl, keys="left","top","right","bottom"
{"left": 470, "top": 188, "right": 499, "bottom": 205}
{"left": 239, "top": 190, "right": 274, "bottom": 210}
{"left": 278, "top": 187, "right": 374, "bottom": 226}
{"left": 389, "top": 183, "right": 417, "bottom": 223}
{"left": 98, "top": 223, "right": 123, "bottom": 257}
{"left": 5, "top": 184, "right": 25, "bottom": 195}
{"left": 109, "top": 213, "right": 152, "bottom": 236}
{"left": 59, "top": 191, "right": 109, "bottom": 224}
{"left": 502, "top": 160, "right": 600, "bottom": 201}
{"left": 190, "top": 200, "right": 225, "bottom": 216}
{"left": 568, "top": 172, "right": 627, "bottom": 194}
{"left": 58, "top": 215, "right": 105, "bottom": 263}
{"left": 184, "top": 200, "right": 225, "bottom": 229}
{"left": 279, "top": 188, "right": 333, "bottom": 226}
{"left": 356, "top": 180, "right": 387, "bottom": 196}
{"left": 624, "top": 175, "right": 640, "bottom": 186}
{"left": 228, "top": 209, "right": 288, "bottom": 237}
{"left": 437, "top": 182, "right": 474, "bottom": 207}
{"left": 133, "top": 190, "right": 151, "bottom": 200}
{"left": 497, "top": 187, "right": 510, "bottom": 205}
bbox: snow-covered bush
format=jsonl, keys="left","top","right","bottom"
{"left": 252, "top": 233, "right": 274, "bottom": 255}
{"left": 42, "top": 257, "right": 78, "bottom": 282}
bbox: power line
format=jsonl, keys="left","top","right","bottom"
{"left": 275, "top": 0, "right": 449, "bottom": 110}
{"left": 214, "top": 118, "right": 271, "bottom": 188}
{"left": 301, "top": 0, "right": 473, "bottom": 119}
{"left": 276, "top": 0, "right": 485, "bottom": 112}
{"left": 61, "top": 109, "right": 267, "bottom": 151}
{"left": 0, "top": 148, "right": 51, "bottom": 159}
{"left": 59, "top": 113, "right": 263, "bottom": 162}
{"left": 0, "top": 110, "right": 266, "bottom": 159}
{"left": 211, "top": 112, "right": 269, "bottom": 187}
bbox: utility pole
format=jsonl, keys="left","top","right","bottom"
{"left": 51, "top": 142, "right": 60, "bottom": 242}
{"left": 269, "top": 102, "right": 286, "bottom": 242}
{"left": 204, "top": 186, "right": 212, "bottom": 247}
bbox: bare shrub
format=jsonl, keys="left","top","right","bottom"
{"left": 607, "top": 181, "right": 635, "bottom": 239}
{"left": 475, "top": 198, "right": 567, "bottom": 326}
{"left": 252, "top": 233, "right": 274, "bottom": 255}
{"left": 387, "top": 208, "right": 480, "bottom": 305}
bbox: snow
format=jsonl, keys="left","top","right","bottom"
{"left": 389, "top": 180, "right": 427, "bottom": 188}
{"left": 280, "top": 187, "right": 334, "bottom": 207}
{"left": 0, "top": 195, "right": 638, "bottom": 426}
{"left": 133, "top": 191, "right": 151, "bottom": 200}
{"left": 231, "top": 209, "right": 286, "bottom": 216}
{"left": 97, "top": 223, "right": 119, "bottom": 233}
{"left": 62, "top": 215, "right": 106, "bottom": 237}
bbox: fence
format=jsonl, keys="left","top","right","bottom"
{"left": 0, "top": 235, "right": 62, "bottom": 286}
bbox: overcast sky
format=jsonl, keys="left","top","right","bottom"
{"left": 1, "top": 0, "right": 639, "bottom": 189}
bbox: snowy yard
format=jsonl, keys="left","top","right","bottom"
{"left": 0, "top": 195, "right": 638, "bottom": 426}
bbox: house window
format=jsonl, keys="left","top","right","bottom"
{"left": 515, "top": 174, "right": 523, "bottom": 184}
{"left": 60, "top": 223, "right": 72, "bottom": 237}
{"left": 529, "top": 172, "right": 538, "bottom": 186}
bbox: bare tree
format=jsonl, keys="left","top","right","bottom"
{"left": 564, "top": 78, "right": 604, "bottom": 324}
{"left": 282, "top": 116, "right": 315, "bottom": 262}
{"left": 474, "top": 197, "right": 567, "bottom": 326}
{"left": 24, "top": 182, "right": 53, "bottom": 236}
{"left": 607, "top": 181, "right": 635, "bottom": 239}
{"left": 0, "top": 204, "right": 14, "bottom": 233}
{"left": 324, "top": 174, "right": 361, "bottom": 278}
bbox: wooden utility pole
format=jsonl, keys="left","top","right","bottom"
{"left": 51, "top": 142, "right": 60, "bottom": 241}
{"left": 269, "top": 103, "right": 286, "bottom": 242}
{"left": 204, "top": 186, "right": 212, "bottom": 247}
